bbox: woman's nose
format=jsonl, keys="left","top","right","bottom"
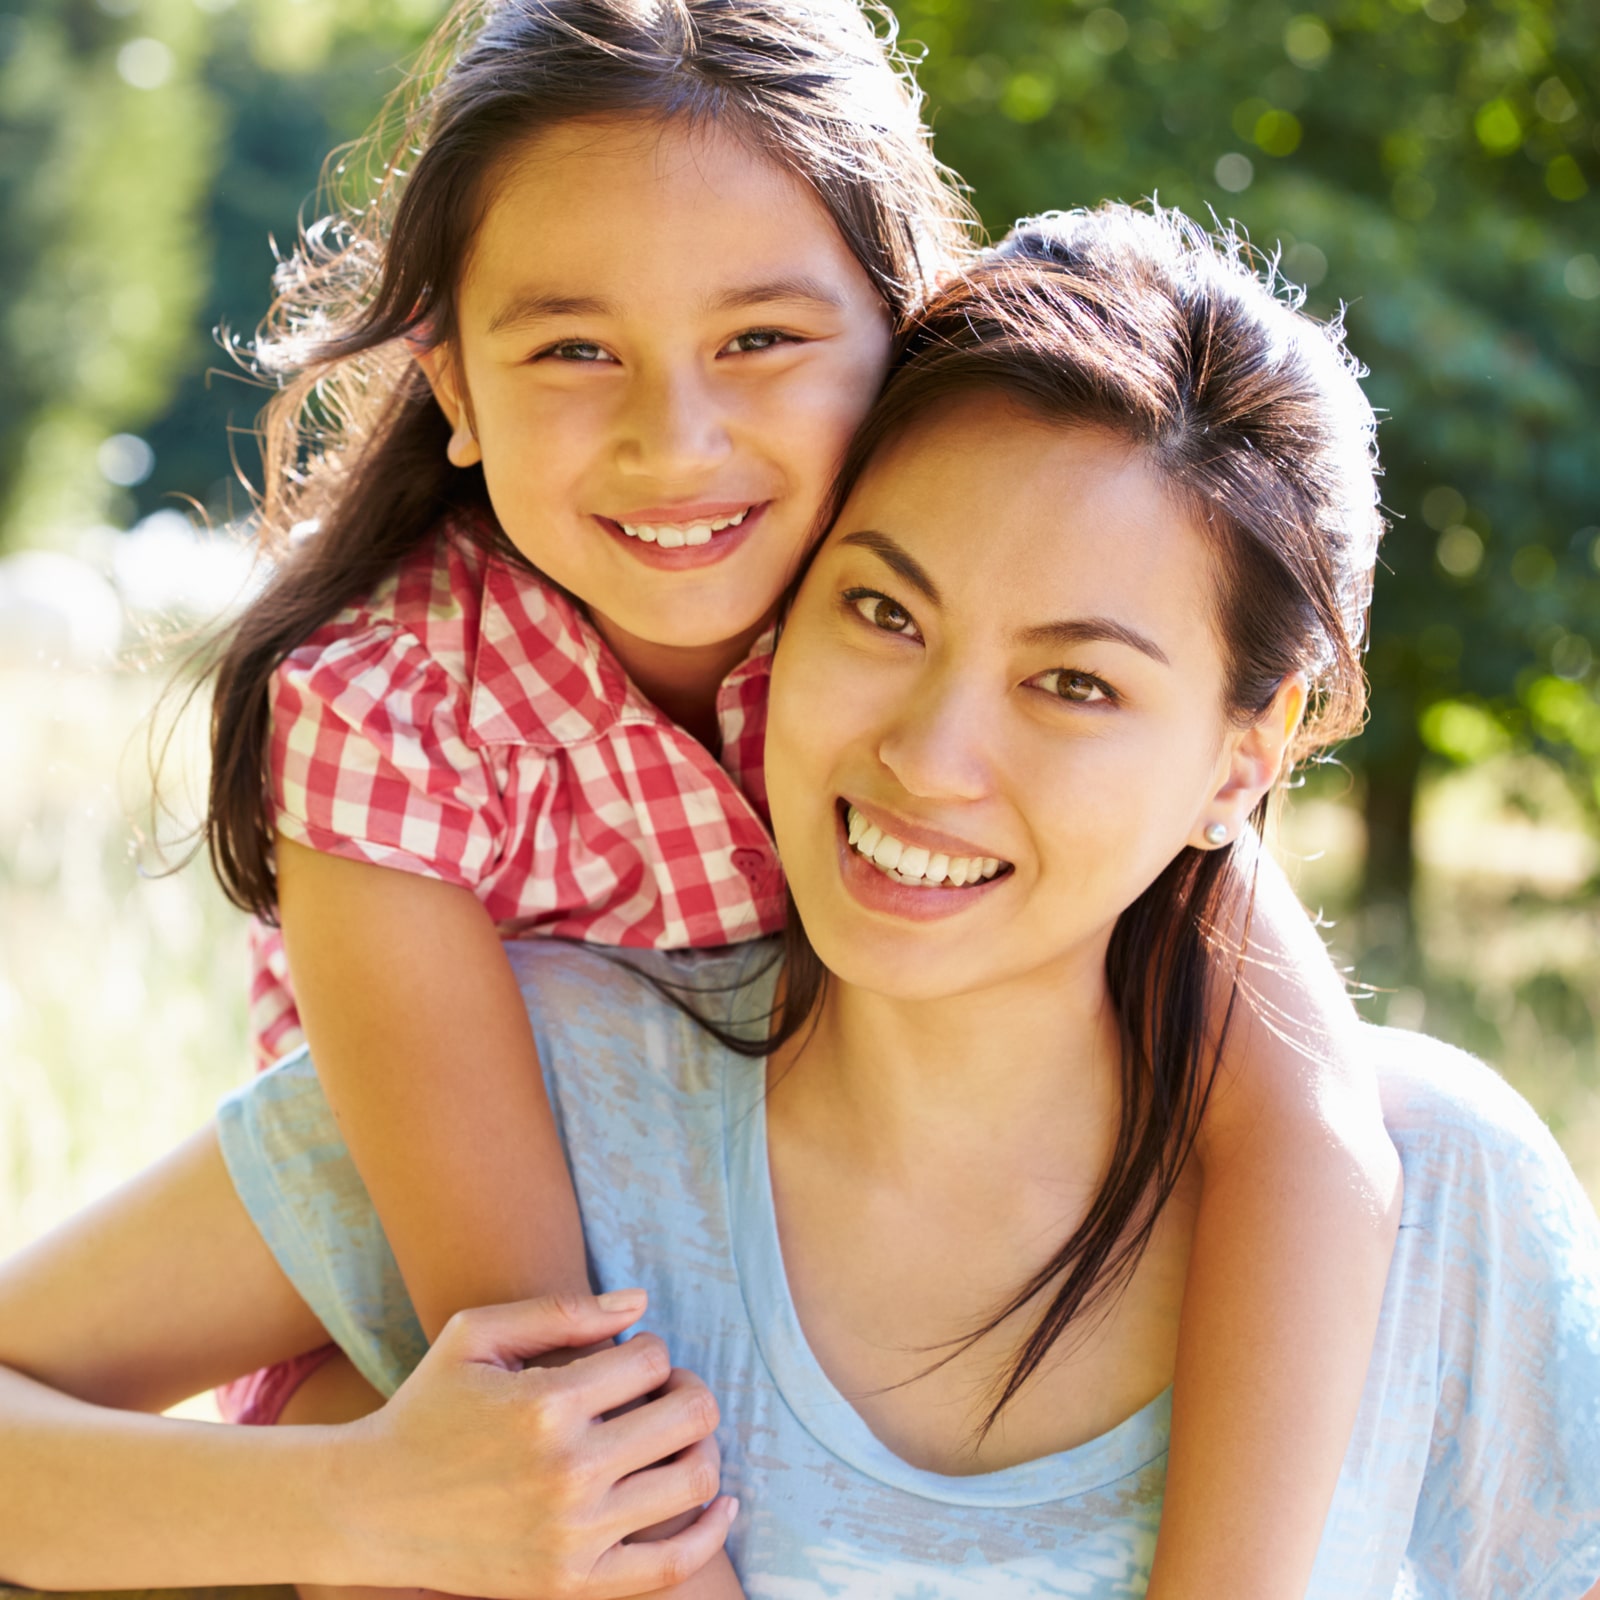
{"left": 876, "top": 672, "right": 994, "bottom": 804}
{"left": 614, "top": 363, "right": 733, "bottom": 479}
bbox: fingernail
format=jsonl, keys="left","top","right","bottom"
{"left": 726, "top": 1497, "right": 740, "bottom": 1522}
{"left": 597, "top": 1288, "right": 648, "bottom": 1311}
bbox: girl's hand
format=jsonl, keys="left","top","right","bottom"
{"left": 329, "top": 1289, "right": 737, "bottom": 1598}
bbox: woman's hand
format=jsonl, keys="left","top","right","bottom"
{"left": 328, "top": 1290, "right": 737, "bottom": 1599}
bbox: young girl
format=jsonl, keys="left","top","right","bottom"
{"left": 203, "top": 0, "right": 1396, "bottom": 1592}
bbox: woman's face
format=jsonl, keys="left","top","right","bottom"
{"left": 767, "top": 396, "right": 1271, "bottom": 1005}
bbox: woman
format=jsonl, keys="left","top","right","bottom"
{"left": 2, "top": 204, "right": 1597, "bottom": 1599}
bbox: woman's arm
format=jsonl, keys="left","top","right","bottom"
{"left": 0, "top": 1126, "right": 732, "bottom": 1594}
{"left": 276, "top": 838, "right": 590, "bottom": 1340}
{"left": 1146, "top": 845, "right": 1403, "bottom": 1600}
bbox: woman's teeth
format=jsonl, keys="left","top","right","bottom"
{"left": 616, "top": 508, "right": 750, "bottom": 547}
{"left": 844, "top": 804, "right": 1006, "bottom": 888}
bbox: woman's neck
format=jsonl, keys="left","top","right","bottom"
{"left": 762, "top": 958, "right": 1193, "bottom": 1476}
{"left": 770, "top": 958, "right": 1123, "bottom": 1182}
{"left": 589, "top": 609, "right": 769, "bottom": 752}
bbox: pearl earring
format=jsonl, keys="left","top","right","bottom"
{"left": 1204, "top": 822, "right": 1229, "bottom": 847}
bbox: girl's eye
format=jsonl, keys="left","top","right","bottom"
{"left": 722, "top": 328, "right": 797, "bottom": 355}
{"left": 844, "top": 588, "right": 921, "bottom": 640}
{"left": 1033, "top": 668, "right": 1114, "bottom": 705}
{"left": 535, "top": 340, "right": 615, "bottom": 364}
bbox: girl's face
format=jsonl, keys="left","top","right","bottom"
{"left": 421, "top": 114, "right": 893, "bottom": 658}
{"left": 766, "top": 396, "right": 1296, "bottom": 1006}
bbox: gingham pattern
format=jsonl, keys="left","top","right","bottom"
{"left": 249, "top": 522, "right": 782, "bottom": 1070}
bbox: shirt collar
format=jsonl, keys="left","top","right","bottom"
{"left": 468, "top": 552, "right": 775, "bottom": 749}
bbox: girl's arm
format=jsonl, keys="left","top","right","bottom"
{"left": 277, "top": 838, "right": 752, "bottom": 1600}
{"left": 1146, "top": 845, "right": 1404, "bottom": 1600}
{"left": 276, "top": 837, "right": 588, "bottom": 1340}
{"left": 0, "top": 1126, "right": 731, "bottom": 1595}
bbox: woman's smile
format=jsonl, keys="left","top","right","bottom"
{"left": 835, "top": 796, "right": 1014, "bottom": 919}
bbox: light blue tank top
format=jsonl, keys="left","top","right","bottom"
{"left": 217, "top": 940, "right": 1600, "bottom": 1599}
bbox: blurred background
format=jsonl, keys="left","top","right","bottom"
{"left": 1, "top": 0, "right": 1596, "bottom": 1258}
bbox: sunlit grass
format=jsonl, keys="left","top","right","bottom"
{"left": 3, "top": 662, "right": 1597, "bottom": 1269}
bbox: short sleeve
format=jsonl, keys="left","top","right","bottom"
{"left": 269, "top": 622, "right": 507, "bottom": 889}
{"left": 216, "top": 1049, "right": 427, "bottom": 1398}
{"left": 1402, "top": 1055, "right": 1600, "bottom": 1598}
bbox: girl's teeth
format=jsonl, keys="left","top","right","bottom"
{"left": 616, "top": 508, "right": 751, "bottom": 544}
{"left": 842, "top": 806, "right": 1006, "bottom": 889}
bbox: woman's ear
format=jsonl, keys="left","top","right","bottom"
{"left": 411, "top": 343, "right": 482, "bottom": 468}
{"left": 1192, "top": 673, "right": 1308, "bottom": 850}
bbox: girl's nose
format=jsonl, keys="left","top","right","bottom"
{"left": 615, "top": 364, "right": 733, "bottom": 479}
{"left": 876, "top": 672, "right": 994, "bottom": 804}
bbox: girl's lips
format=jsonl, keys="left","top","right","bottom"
{"left": 596, "top": 502, "right": 769, "bottom": 570}
{"left": 834, "top": 802, "right": 1011, "bottom": 922}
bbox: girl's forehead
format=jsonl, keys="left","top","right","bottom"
{"left": 460, "top": 114, "right": 866, "bottom": 310}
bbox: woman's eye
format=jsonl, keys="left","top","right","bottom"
{"left": 846, "top": 590, "right": 920, "bottom": 638}
{"left": 723, "top": 328, "right": 797, "bottom": 355}
{"left": 536, "top": 340, "right": 614, "bottom": 364}
{"left": 1035, "top": 669, "right": 1113, "bottom": 705}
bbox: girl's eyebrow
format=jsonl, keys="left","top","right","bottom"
{"left": 487, "top": 274, "right": 845, "bottom": 336}
{"left": 488, "top": 290, "right": 608, "bottom": 334}
{"left": 840, "top": 529, "right": 1170, "bottom": 664}
{"left": 707, "top": 274, "right": 848, "bottom": 312}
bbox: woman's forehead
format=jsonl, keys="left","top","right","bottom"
{"left": 830, "top": 399, "right": 1223, "bottom": 664}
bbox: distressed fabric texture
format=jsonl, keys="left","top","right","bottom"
{"left": 249, "top": 520, "right": 781, "bottom": 1070}
{"left": 218, "top": 941, "right": 1600, "bottom": 1600}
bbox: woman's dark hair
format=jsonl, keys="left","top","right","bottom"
{"left": 203, "top": 0, "right": 977, "bottom": 917}
{"left": 686, "top": 202, "right": 1382, "bottom": 1433}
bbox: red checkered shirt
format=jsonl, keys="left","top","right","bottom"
{"left": 248, "top": 521, "right": 783, "bottom": 1070}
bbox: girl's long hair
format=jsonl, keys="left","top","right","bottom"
{"left": 662, "top": 203, "right": 1383, "bottom": 1433}
{"left": 203, "top": 0, "right": 978, "bottom": 919}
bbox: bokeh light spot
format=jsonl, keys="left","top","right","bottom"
{"left": 96, "top": 434, "right": 154, "bottom": 488}
{"left": 116, "top": 37, "right": 174, "bottom": 91}
{"left": 1214, "top": 151, "right": 1254, "bottom": 191}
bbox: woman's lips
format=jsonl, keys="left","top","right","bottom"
{"left": 835, "top": 799, "right": 1013, "bottom": 920}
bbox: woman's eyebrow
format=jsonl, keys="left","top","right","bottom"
{"left": 1018, "top": 617, "right": 1171, "bottom": 665}
{"left": 837, "top": 530, "right": 942, "bottom": 603}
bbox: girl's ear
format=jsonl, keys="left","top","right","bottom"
{"left": 411, "top": 343, "right": 482, "bottom": 468}
{"left": 1191, "top": 673, "right": 1308, "bottom": 850}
